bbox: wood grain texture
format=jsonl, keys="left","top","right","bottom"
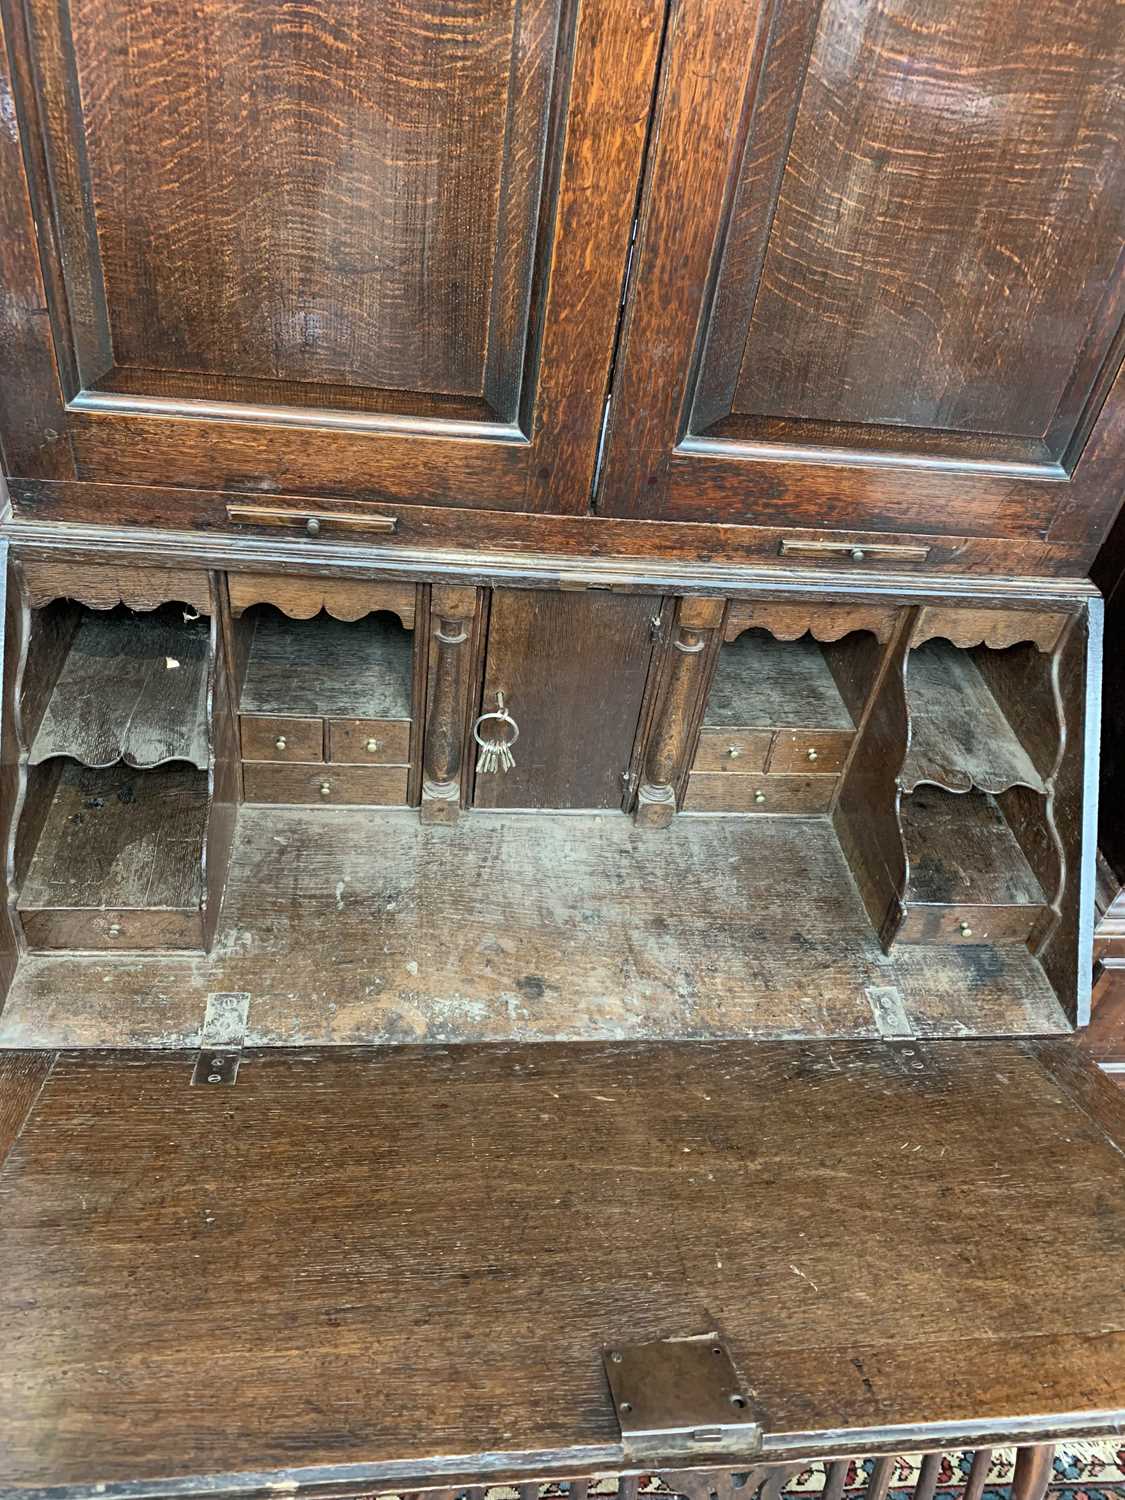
{"left": 901, "top": 643, "right": 1046, "bottom": 797}
{"left": 240, "top": 612, "right": 414, "bottom": 719}
{"left": 832, "top": 617, "right": 912, "bottom": 944}
{"left": 681, "top": 771, "right": 836, "bottom": 815}
{"left": 3, "top": 1041, "right": 1125, "bottom": 1494}
{"left": 241, "top": 762, "right": 409, "bottom": 806}
{"left": 597, "top": 0, "right": 1125, "bottom": 554}
{"left": 704, "top": 634, "right": 853, "bottom": 730}
{"left": 0, "top": 0, "right": 658, "bottom": 516}
{"left": 20, "top": 559, "right": 212, "bottom": 613}
{"left": 902, "top": 790, "right": 1045, "bottom": 911}
{"left": 239, "top": 714, "right": 324, "bottom": 763}
{"left": 68, "top": 0, "right": 558, "bottom": 402}
{"left": 725, "top": 601, "right": 898, "bottom": 644}
{"left": 228, "top": 574, "right": 416, "bottom": 627}
{"left": 0, "top": 807, "right": 1069, "bottom": 1049}
{"left": 0, "top": 1052, "right": 54, "bottom": 1168}
{"left": 912, "top": 608, "right": 1069, "bottom": 655}
{"left": 723, "top": 0, "right": 1125, "bottom": 441}
{"left": 18, "top": 761, "right": 208, "bottom": 912}
{"left": 8, "top": 477, "right": 1098, "bottom": 579}
{"left": 28, "top": 608, "right": 211, "bottom": 769}
{"left": 475, "top": 589, "right": 656, "bottom": 810}
{"left": 420, "top": 584, "right": 480, "bottom": 821}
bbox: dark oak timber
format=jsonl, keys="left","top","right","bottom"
{"left": 3, "top": 1041, "right": 1125, "bottom": 1499}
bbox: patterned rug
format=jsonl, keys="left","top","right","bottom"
{"left": 375, "top": 1445, "right": 1125, "bottom": 1500}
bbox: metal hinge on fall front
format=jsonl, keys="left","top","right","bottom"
{"left": 602, "top": 1334, "right": 763, "bottom": 1463}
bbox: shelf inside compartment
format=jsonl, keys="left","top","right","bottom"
{"left": 704, "top": 631, "right": 854, "bottom": 728}
{"left": 901, "top": 639, "right": 1045, "bottom": 795}
{"left": 29, "top": 605, "right": 210, "bottom": 770}
{"left": 17, "top": 762, "right": 208, "bottom": 951}
{"left": 902, "top": 788, "right": 1045, "bottom": 907}
{"left": 240, "top": 611, "right": 413, "bottom": 720}
{"left": 1, "top": 807, "right": 1069, "bottom": 1048}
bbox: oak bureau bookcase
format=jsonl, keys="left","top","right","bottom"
{"left": 0, "top": 0, "right": 1124, "bottom": 1497}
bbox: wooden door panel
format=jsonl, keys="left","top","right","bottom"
{"left": 599, "top": 0, "right": 1125, "bottom": 557}
{"left": 474, "top": 589, "right": 657, "bottom": 809}
{"left": 0, "top": 0, "right": 661, "bottom": 512}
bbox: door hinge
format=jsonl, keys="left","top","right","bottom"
{"left": 191, "top": 991, "right": 250, "bottom": 1086}
{"left": 603, "top": 1334, "right": 763, "bottom": 1463}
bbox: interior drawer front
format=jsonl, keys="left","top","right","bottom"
{"left": 327, "top": 718, "right": 411, "bottom": 765}
{"left": 241, "top": 715, "right": 323, "bottom": 763}
{"left": 897, "top": 903, "right": 1043, "bottom": 945}
{"left": 20, "top": 908, "right": 204, "bottom": 952}
{"left": 768, "top": 729, "right": 853, "bottom": 774}
{"left": 693, "top": 728, "right": 773, "bottom": 772}
{"left": 682, "top": 772, "right": 836, "bottom": 814}
{"left": 243, "top": 763, "right": 409, "bottom": 806}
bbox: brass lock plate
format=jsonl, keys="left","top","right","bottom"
{"left": 602, "top": 1334, "right": 762, "bottom": 1461}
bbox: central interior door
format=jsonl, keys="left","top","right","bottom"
{"left": 473, "top": 589, "right": 660, "bottom": 810}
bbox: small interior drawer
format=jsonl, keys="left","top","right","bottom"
{"left": 240, "top": 715, "right": 324, "bottom": 762}
{"left": 327, "top": 718, "right": 411, "bottom": 765}
{"left": 20, "top": 907, "right": 205, "bottom": 952}
{"left": 243, "top": 762, "right": 409, "bottom": 806}
{"left": 693, "top": 727, "right": 773, "bottom": 772}
{"left": 767, "top": 728, "right": 853, "bottom": 774}
{"left": 682, "top": 771, "right": 836, "bottom": 814}
{"left": 895, "top": 902, "right": 1044, "bottom": 946}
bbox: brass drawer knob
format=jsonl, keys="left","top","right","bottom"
{"left": 754, "top": 790, "right": 766, "bottom": 805}
{"left": 365, "top": 738, "right": 381, "bottom": 753}
{"left": 850, "top": 546, "right": 866, "bottom": 560}
{"left": 727, "top": 745, "right": 741, "bottom": 759}
{"left": 959, "top": 920, "right": 973, "bottom": 938}
{"left": 305, "top": 517, "right": 321, "bottom": 537}
{"left": 108, "top": 922, "right": 122, "bottom": 937}
{"left": 319, "top": 781, "right": 332, "bottom": 797}
{"left": 275, "top": 735, "right": 287, "bottom": 751}
{"left": 806, "top": 747, "right": 818, "bottom": 762}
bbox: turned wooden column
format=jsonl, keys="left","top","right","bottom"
{"left": 420, "top": 585, "right": 479, "bottom": 824}
{"left": 635, "top": 595, "right": 724, "bottom": 827}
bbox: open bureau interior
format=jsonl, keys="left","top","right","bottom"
{"left": 0, "top": 557, "right": 1100, "bottom": 1051}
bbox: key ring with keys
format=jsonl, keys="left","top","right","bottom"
{"left": 473, "top": 692, "right": 520, "bottom": 775}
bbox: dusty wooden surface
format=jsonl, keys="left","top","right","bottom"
{"left": 902, "top": 789, "right": 1046, "bottom": 908}
{"left": 240, "top": 612, "right": 413, "bottom": 719}
{"left": 902, "top": 642, "right": 1046, "bottom": 796}
{"left": 18, "top": 762, "right": 207, "bottom": 911}
{"left": 705, "top": 634, "right": 853, "bottom": 729}
{"left": 0, "top": 808, "right": 1066, "bottom": 1048}
{"left": 29, "top": 607, "right": 210, "bottom": 769}
{"left": 2, "top": 1040, "right": 1125, "bottom": 1496}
